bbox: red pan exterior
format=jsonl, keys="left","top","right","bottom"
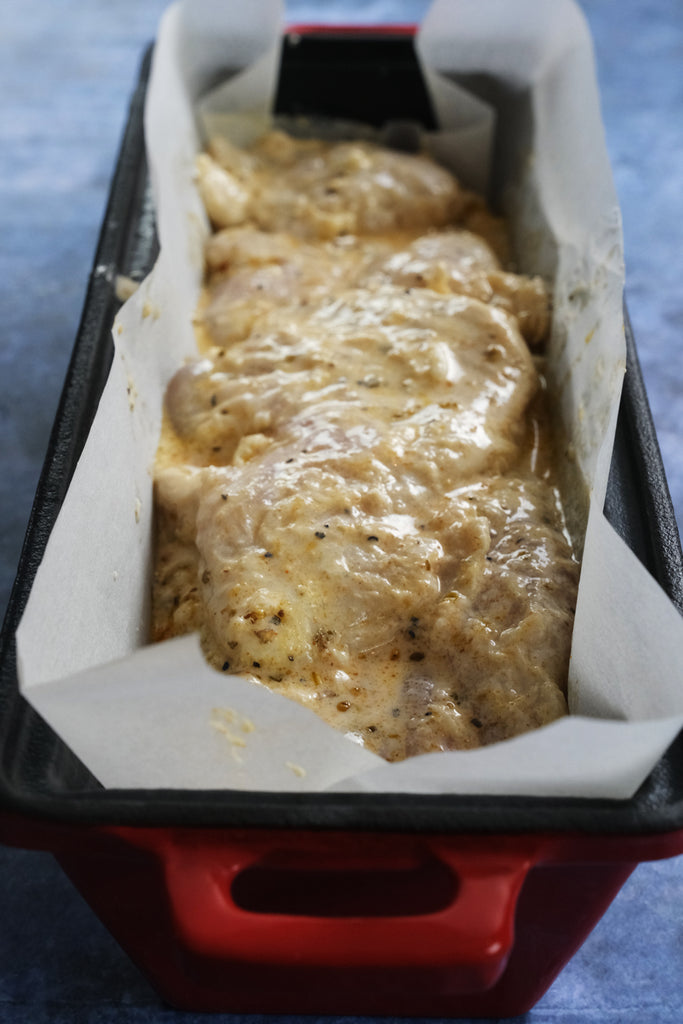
{"left": 2, "top": 813, "right": 682, "bottom": 1017}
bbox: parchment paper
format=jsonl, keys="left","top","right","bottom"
{"left": 16, "top": 0, "right": 683, "bottom": 797}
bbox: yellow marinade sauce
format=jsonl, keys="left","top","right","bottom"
{"left": 151, "top": 131, "right": 579, "bottom": 762}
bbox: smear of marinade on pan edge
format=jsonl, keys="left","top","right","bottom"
{"left": 151, "top": 130, "right": 580, "bottom": 762}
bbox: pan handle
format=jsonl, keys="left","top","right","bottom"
{"left": 162, "top": 835, "right": 538, "bottom": 991}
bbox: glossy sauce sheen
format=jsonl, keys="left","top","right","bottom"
{"left": 152, "top": 132, "right": 579, "bottom": 761}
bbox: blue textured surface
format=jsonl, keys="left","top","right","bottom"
{"left": 1, "top": 1, "right": 682, "bottom": 1021}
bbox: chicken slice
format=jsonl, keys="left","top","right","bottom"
{"left": 195, "top": 132, "right": 467, "bottom": 238}
{"left": 164, "top": 284, "right": 537, "bottom": 482}
{"left": 153, "top": 448, "right": 576, "bottom": 760}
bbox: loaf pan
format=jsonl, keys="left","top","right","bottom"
{"left": 1, "top": 29, "right": 682, "bottom": 1018}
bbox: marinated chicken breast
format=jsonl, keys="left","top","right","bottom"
{"left": 152, "top": 129, "right": 579, "bottom": 761}
{"left": 169, "top": 285, "right": 536, "bottom": 477}
{"left": 198, "top": 132, "right": 466, "bottom": 237}
{"left": 201, "top": 222, "right": 548, "bottom": 349}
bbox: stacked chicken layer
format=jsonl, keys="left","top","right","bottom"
{"left": 152, "top": 131, "right": 578, "bottom": 761}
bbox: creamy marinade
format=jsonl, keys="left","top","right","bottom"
{"left": 152, "top": 130, "right": 580, "bottom": 763}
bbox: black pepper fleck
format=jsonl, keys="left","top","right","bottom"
{"left": 471, "top": 717, "right": 483, "bottom": 728}
{"left": 264, "top": 551, "right": 273, "bottom": 558}
{"left": 367, "top": 535, "right": 379, "bottom": 542}
{"left": 253, "top": 661, "right": 261, "bottom": 669}
{"left": 409, "top": 652, "right": 425, "bottom": 662}
{"left": 315, "top": 531, "right": 326, "bottom": 539}
{"left": 221, "top": 661, "right": 230, "bottom": 672}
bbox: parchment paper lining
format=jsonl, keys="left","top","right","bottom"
{"left": 16, "top": 0, "right": 683, "bottom": 797}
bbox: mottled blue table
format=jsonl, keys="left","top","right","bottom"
{"left": 1, "top": 2, "right": 682, "bottom": 1021}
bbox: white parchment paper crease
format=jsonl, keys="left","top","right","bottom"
{"left": 16, "top": 0, "right": 683, "bottom": 796}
